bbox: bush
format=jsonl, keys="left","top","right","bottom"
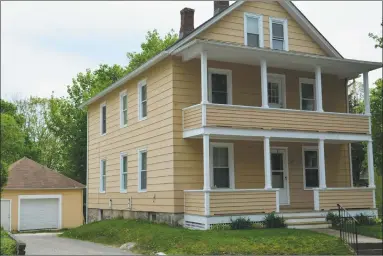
{"left": 0, "top": 228, "right": 17, "bottom": 255}
{"left": 326, "top": 212, "right": 341, "bottom": 227}
{"left": 252, "top": 222, "right": 264, "bottom": 229}
{"left": 211, "top": 223, "right": 231, "bottom": 231}
{"left": 354, "top": 214, "right": 376, "bottom": 225}
{"left": 262, "top": 212, "right": 286, "bottom": 228}
{"left": 229, "top": 217, "right": 253, "bottom": 230}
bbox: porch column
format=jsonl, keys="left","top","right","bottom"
{"left": 203, "top": 134, "right": 210, "bottom": 216}
{"left": 367, "top": 140, "right": 375, "bottom": 188}
{"left": 264, "top": 136, "right": 272, "bottom": 189}
{"left": 201, "top": 51, "right": 208, "bottom": 104}
{"left": 315, "top": 66, "right": 323, "bottom": 112}
{"left": 363, "top": 72, "right": 370, "bottom": 115}
{"left": 318, "top": 139, "right": 326, "bottom": 189}
{"left": 260, "top": 59, "right": 269, "bottom": 108}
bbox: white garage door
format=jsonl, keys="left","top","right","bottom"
{"left": 1, "top": 200, "right": 11, "bottom": 231}
{"left": 19, "top": 198, "right": 59, "bottom": 231}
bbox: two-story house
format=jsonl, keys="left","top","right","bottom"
{"left": 81, "top": 1, "right": 381, "bottom": 230}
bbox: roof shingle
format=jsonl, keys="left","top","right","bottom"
{"left": 4, "top": 157, "right": 85, "bottom": 189}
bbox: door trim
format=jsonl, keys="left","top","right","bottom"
{"left": 271, "top": 147, "right": 290, "bottom": 205}
{"left": 18, "top": 194, "right": 62, "bottom": 231}
{"left": 1, "top": 199, "right": 12, "bottom": 231}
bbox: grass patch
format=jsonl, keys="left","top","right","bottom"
{"left": 60, "top": 219, "right": 352, "bottom": 255}
{"left": 0, "top": 228, "right": 17, "bottom": 255}
{"left": 358, "top": 224, "right": 383, "bottom": 239}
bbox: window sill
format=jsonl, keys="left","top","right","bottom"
{"left": 120, "top": 190, "right": 128, "bottom": 194}
{"left": 138, "top": 189, "right": 147, "bottom": 193}
{"left": 304, "top": 187, "right": 319, "bottom": 191}
{"left": 99, "top": 191, "right": 106, "bottom": 194}
{"left": 120, "top": 124, "right": 128, "bottom": 128}
{"left": 100, "top": 133, "right": 107, "bottom": 136}
{"left": 138, "top": 117, "right": 147, "bottom": 122}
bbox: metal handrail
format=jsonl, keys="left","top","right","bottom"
{"left": 337, "top": 203, "right": 359, "bottom": 254}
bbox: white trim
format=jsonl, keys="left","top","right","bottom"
{"left": 210, "top": 142, "right": 235, "bottom": 189}
{"left": 318, "top": 139, "right": 326, "bottom": 188}
{"left": 367, "top": 140, "right": 375, "bottom": 188}
{"left": 201, "top": 51, "right": 208, "bottom": 103}
{"left": 271, "top": 147, "right": 290, "bottom": 205}
{"left": 86, "top": 111, "right": 89, "bottom": 223}
{"left": 244, "top": 12, "right": 264, "bottom": 48}
{"left": 312, "top": 187, "right": 375, "bottom": 191}
{"left": 138, "top": 148, "right": 147, "bottom": 192}
{"left": 302, "top": 146, "right": 320, "bottom": 190}
{"left": 100, "top": 102, "right": 106, "bottom": 136}
{"left": 349, "top": 143, "right": 353, "bottom": 187}
{"left": 119, "top": 90, "right": 128, "bottom": 128}
{"left": 275, "top": 190, "right": 280, "bottom": 213}
{"left": 203, "top": 135, "right": 210, "bottom": 190}
{"left": 299, "top": 78, "right": 316, "bottom": 111}
{"left": 313, "top": 189, "right": 320, "bottom": 210}
{"left": 0, "top": 199, "right": 12, "bottom": 231}
{"left": 260, "top": 59, "right": 268, "bottom": 108}
{"left": 208, "top": 68, "right": 233, "bottom": 105}
{"left": 201, "top": 104, "right": 207, "bottom": 126}
{"left": 264, "top": 137, "right": 272, "bottom": 189}
{"left": 315, "top": 66, "right": 323, "bottom": 112}
{"left": 185, "top": 188, "right": 279, "bottom": 193}
{"left": 100, "top": 159, "right": 106, "bottom": 193}
{"left": 267, "top": 73, "right": 286, "bottom": 108}
{"left": 204, "top": 191, "right": 210, "bottom": 216}
{"left": 120, "top": 152, "right": 128, "bottom": 193}
{"left": 184, "top": 127, "right": 372, "bottom": 142}
{"left": 18, "top": 194, "right": 62, "bottom": 231}
{"left": 137, "top": 79, "right": 147, "bottom": 121}
{"left": 269, "top": 17, "right": 289, "bottom": 51}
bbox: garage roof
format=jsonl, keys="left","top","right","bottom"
{"left": 5, "top": 157, "right": 85, "bottom": 189}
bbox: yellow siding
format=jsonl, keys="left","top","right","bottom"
{"left": 184, "top": 191, "right": 204, "bottom": 215}
{"left": 318, "top": 189, "right": 374, "bottom": 210}
{"left": 87, "top": 57, "right": 178, "bottom": 213}
{"left": 198, "top": 1, "right": 327, "bottom": 56}
{"left": 183, "top": 105, "right": 202, "bottom": 130}
{"left": 204, "top": 104, "right": 369, "bottom": 134}
{"left": 1, "top": 189, "right": 83, "bottom": 231}
{"left": 209, "top": 190, "right": 277, "bottom": 215}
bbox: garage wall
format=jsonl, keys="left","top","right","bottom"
{"left": 1, "top": 189, "right": 83, "bottom": 231}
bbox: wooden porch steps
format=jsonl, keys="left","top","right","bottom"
{"left": 283, "top": 214, "right": 331, "bottom": 229}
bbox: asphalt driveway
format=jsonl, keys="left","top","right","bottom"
{"left": 14, "top": 233, "right": 133, "bottom": 255}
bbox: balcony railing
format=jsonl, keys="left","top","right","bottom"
{"left": 183, "top": 103, "right": 370, "bottom": 134}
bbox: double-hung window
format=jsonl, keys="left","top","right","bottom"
{"left": 269, "top": 17, "right": 288, "bottom": 51}
{"left": 138, "top": 149, "right": 147, "bottom": 192}
{"left": 300, "top": 78, "right": 315, "bottom": 111}
{"left": 120, "top": 153, "right": 128, "bottom": 193}
{"left": 208, "top": 68, "right": 232, "bottom": 105}
{"left": 120, "top": 91, "right": 128, "bottom": 127}
{"left": 244, "top": 13, "right": 263, "bottom": 47}
{"left": 138, "top": 80, "right": 147, "bottom": 120}
{"left": 267, "top": 74, "right": 286, "bottom": 108}
{"left": 210, "top": 143, "right": 234, "bottom": 189}
{"left": 100, "top": 159, "right": 106, "bottom": 193}
{"left": 100, "top": 102, "right": 107, "bottom": 135}
{"left": 303, "top": 147, "right": 319, "bottom": 188}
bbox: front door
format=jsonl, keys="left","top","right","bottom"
{"left": 271, "top": 149, "right": 289, "bottom": 205}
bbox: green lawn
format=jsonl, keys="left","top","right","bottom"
{"left": 60, "top": 219, "right": 352, "bottom": 255}
{"left": 358, "top": 224, "right": 383, "bottom": 239}
{"left": 0, "top": 228, "right": 17, "bottom": 255}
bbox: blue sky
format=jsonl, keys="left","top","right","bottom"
{"left": 1, "top": 1, "right": 382, "bottom": 101}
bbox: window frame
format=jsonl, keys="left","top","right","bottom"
{"left": 100, "top": 159, "right": 106, "bottom": 193}
{"left": 120, "top": 90, "right": 128, "bottom": 128}
{"left": 209, "top": 142, "right": 235, "bottom": 189}
{"left": 267, "top": 73, "right": 286, "bottom": 108}
{"left": 138, "top": 148, "right": 147, "bottom": 192}
{"left": 244, "top": 12, "right": 264, "bottom": 48}
{"left": 100, "top": 102, "right": 107, "bottom": 136}
{"left": 299, "top": 78, "right": 316, "bottom": 111}
{"left": 138, "top": 79, "right": 147, "bottom": 121}
{"left": 208, "top": 68, "right": 233, "bottom": 105}
{"left": 302, "top": 146, "right": 320, "bottom": 190}
{"left": 120, "top": 153, "right": 128, "bottom": 193}
{"left": 269, "top": 17, "right": 289, "bottom": 51}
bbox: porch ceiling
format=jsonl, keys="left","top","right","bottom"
{"left": 174, "top": 39, "right": 382, "bottom": 79}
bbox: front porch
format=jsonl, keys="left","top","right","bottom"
{"left": 182, "top": 139, "right": 377, "bottom": 230}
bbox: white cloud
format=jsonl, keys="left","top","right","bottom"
{"left": 1, "top": 1, "right": 381, "bottom": 100}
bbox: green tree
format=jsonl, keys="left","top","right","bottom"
{"left": 0, "top": 114, "right": 25, "bottom": 165}
{"left": 368, "top": 22, "right": 383, "bottom": 49}
{"left": 0, "top": 160, "right": 9, "bottom": 192}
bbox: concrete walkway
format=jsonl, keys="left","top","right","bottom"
{"left": 310, "top": 228, "right": 382, "bottom": 243}
{"left": 14, "top": 233, "right": 134, "bottom": 255}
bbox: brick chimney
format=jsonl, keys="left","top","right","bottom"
{"left": 179, "top": 8, "right": 195, "bottom": 39}
{"left": 214, "top": 1, "right": 229, "bottom": 15}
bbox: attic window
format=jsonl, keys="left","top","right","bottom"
{"left": 269, "top": 17, "right": 288, "bottom": 51}
{"left": 244, "top": 13, "right": 263, "bottom": 48}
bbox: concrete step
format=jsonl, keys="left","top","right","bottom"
{"left": 288, "top": 223, "right": 331, "bottom": 229}
{"left": 285, "top": 217, "right": 326, "bottom": 224}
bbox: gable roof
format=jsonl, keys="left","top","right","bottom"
{"left": 4, "top": 157, "right": 85, "bottom": 190}
{"left": 80, "top": 1, "right": 343, "bottom": 108}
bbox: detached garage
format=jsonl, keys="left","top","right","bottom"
{"left": 1, "top": 158, "right": 85, "bottom": 231}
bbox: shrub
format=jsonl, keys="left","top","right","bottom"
{"left": 211, "top": 223, "right": 231, "bottom": 231}
{"left": 229, "top": 217, "right": 253, "bottom": 230}
{"left": 262, "top": 212, "right": 286, "bottom": 228}
{"left": 326, "top": 212, "right": 341, "bottom": 227}
{"left": 0, "top": 228, "right": 17, "bottom": 255}
{"left": 252, "top": 222, "right": 264, "bottom": 229}
{"left": 354, "top": 214, "right": 376, "bottom": 225}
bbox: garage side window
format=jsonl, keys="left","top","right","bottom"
{"left": 100, "top": 159, "right": 106, "bottom": 193}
